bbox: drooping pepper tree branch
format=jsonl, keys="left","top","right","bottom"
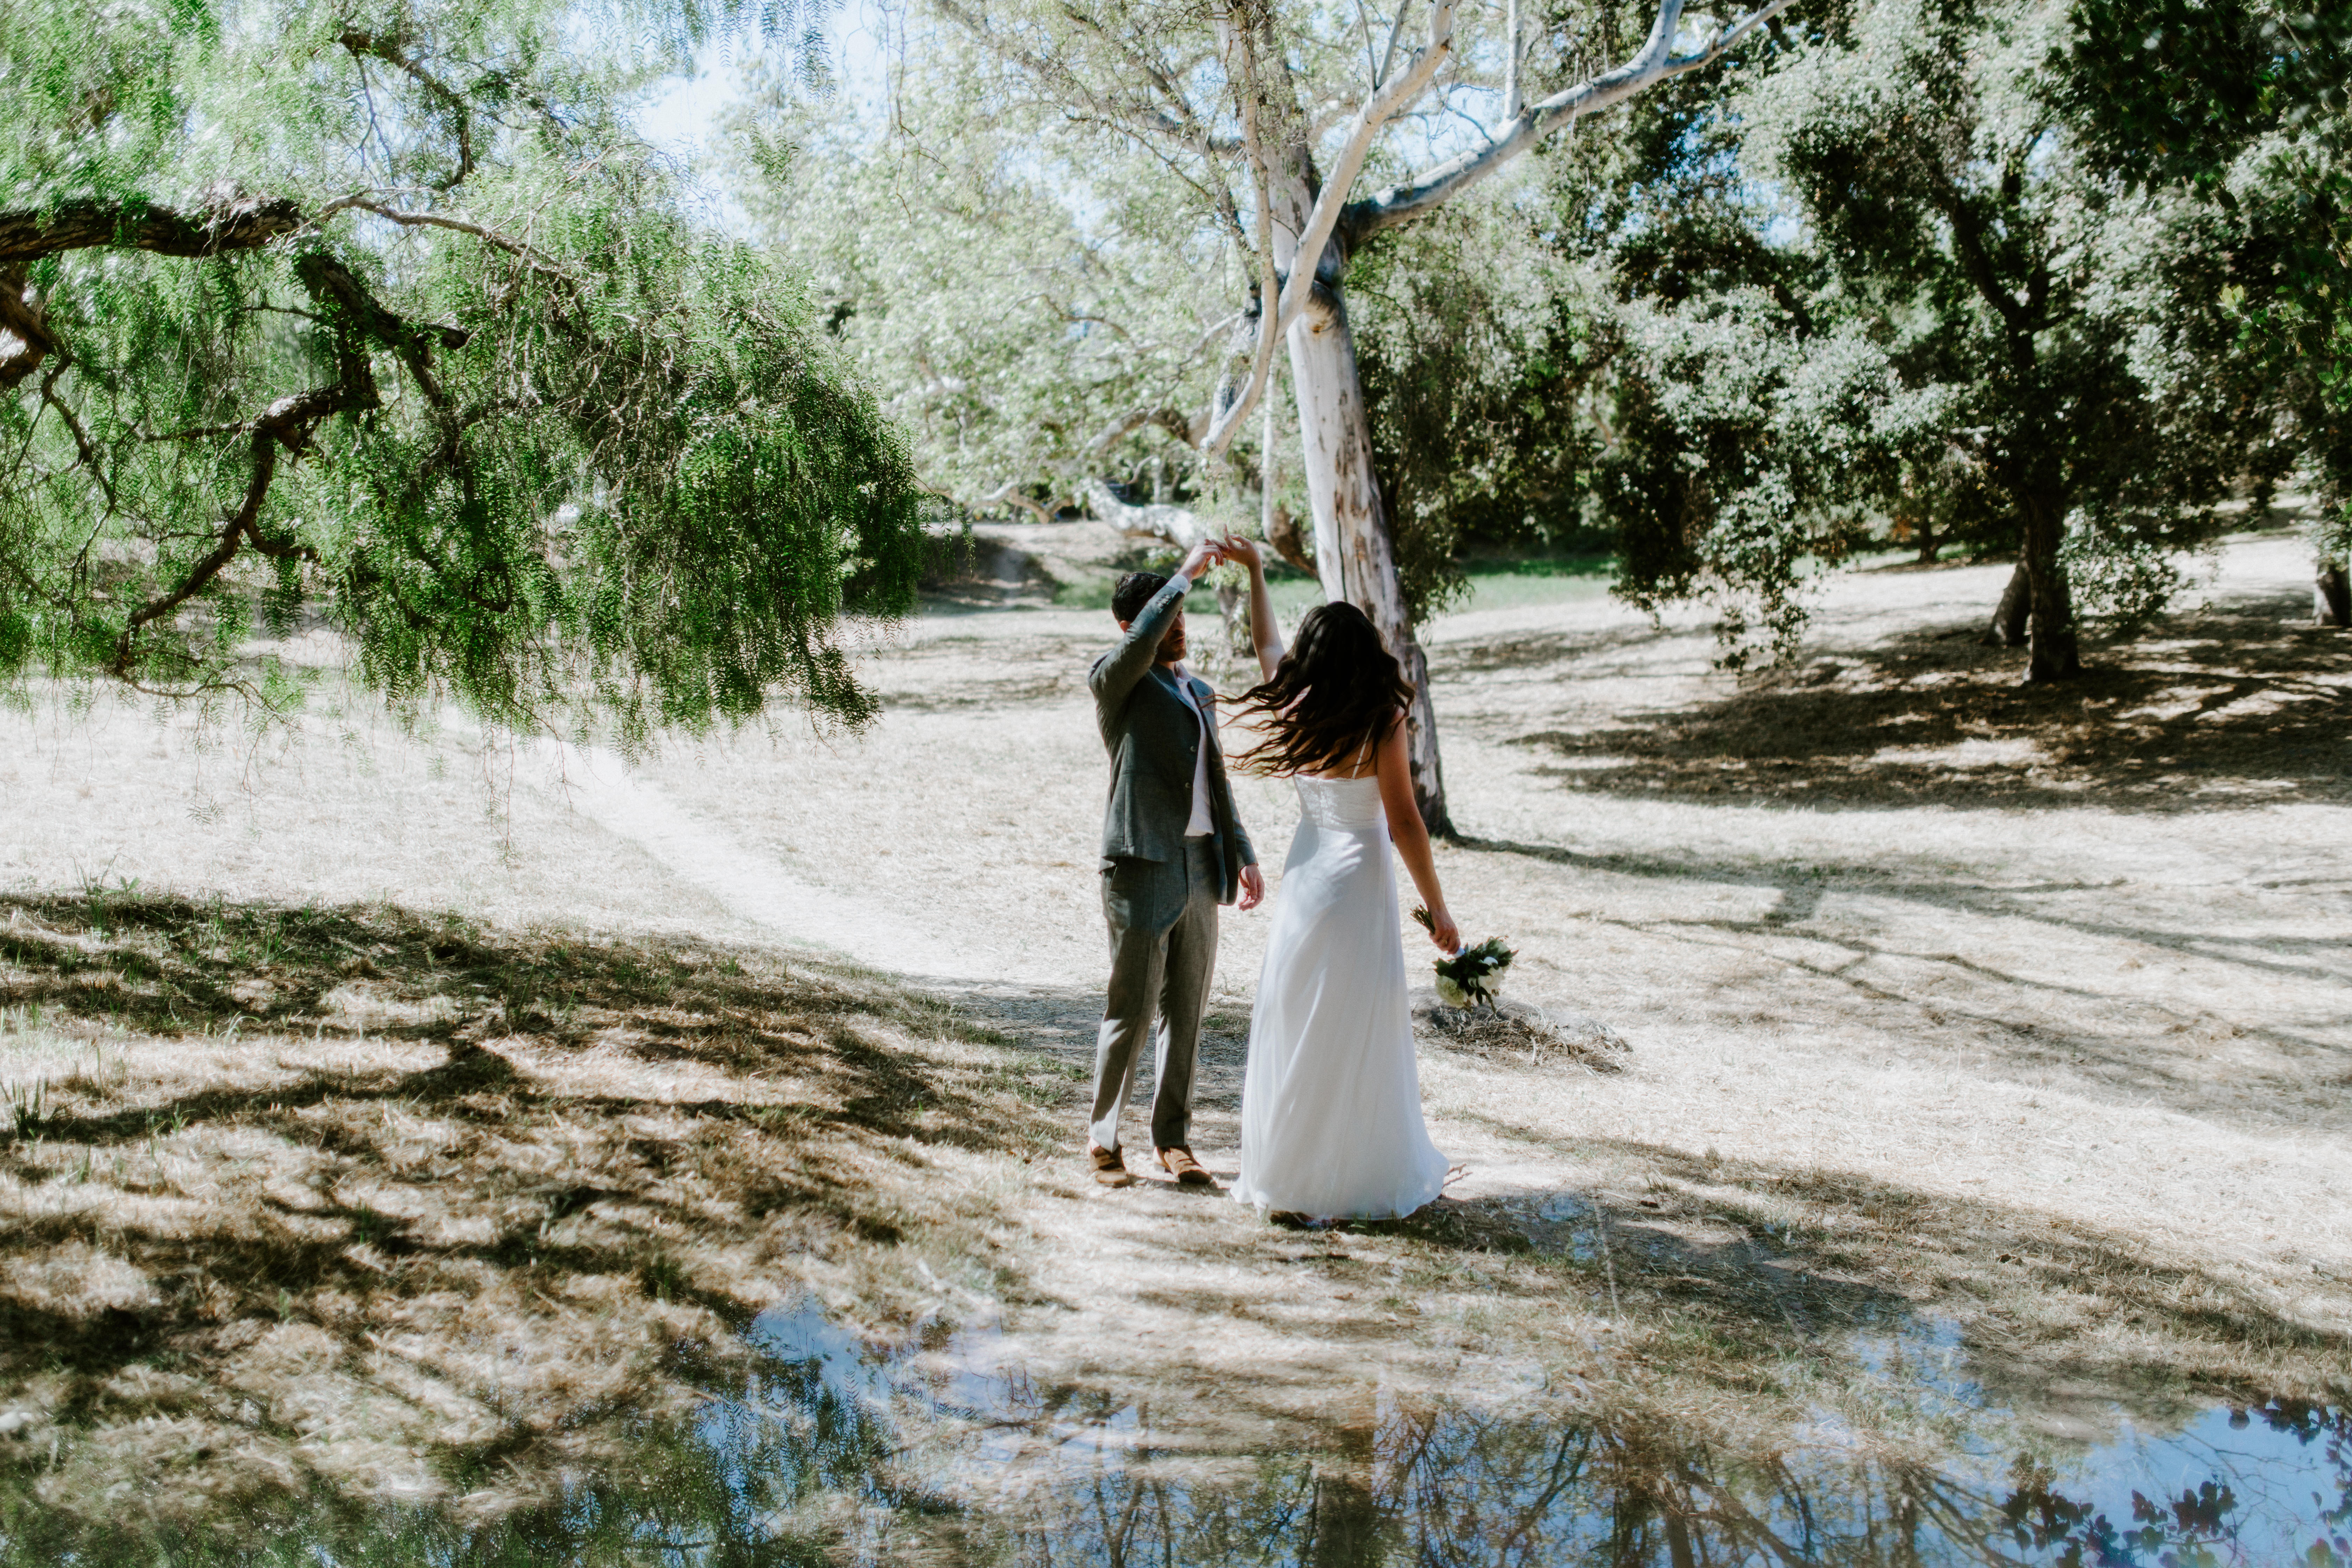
{"left": 108, "top": 248, "right": 473, "bottom": 676}
{"left": 0, "top": 191, "right": 492, "bottom": 678}
{"left": 0, "top": 193, "right": 307, "bottom": 264}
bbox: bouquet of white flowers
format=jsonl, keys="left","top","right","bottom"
{"left": 1413, "top": 907, "right": 1516, "bottom": 1011}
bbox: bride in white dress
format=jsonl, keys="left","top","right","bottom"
{"left": 1218, "top": 538, "right": 1461, "bottom": 1222}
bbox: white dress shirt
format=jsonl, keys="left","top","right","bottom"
{"left": 1171, "top": 665, "right": 1215, "bottom": 838}
{"left": 1163, "top": 572, "right": 1214, "bottom": 838}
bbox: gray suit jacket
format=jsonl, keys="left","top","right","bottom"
{"left": 1088, "top": 576, "right": 1256, "bottom": 905}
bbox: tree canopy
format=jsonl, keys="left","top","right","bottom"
{"left": 0, "top": 0, "right": 923, "bottom": 742}
{"left": 737, "top": 43, "right": 1236, "bottom": 525}
{"left": 2056, "top": 0, "right": 2350, "bottom": 558}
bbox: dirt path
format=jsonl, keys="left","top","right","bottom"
{"left": 522, "top": 739, "right": 1028, "bottom": 984}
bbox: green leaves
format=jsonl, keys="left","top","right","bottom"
{"left": 2055, "top": 0, "right": 2351, "bottom": 548}
{"left": 0, "top": 0, "right": 922, "bottom": 740}
{"left": 1542, "top": 0, "right": 2308, "bottom": 665}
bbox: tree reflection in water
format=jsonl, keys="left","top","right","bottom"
{"left": 2, "top": 1309, "right": 2346, "bottom": 1565}
{"left": 955, "top": 1395, "right": 2350, "bottom": 1567}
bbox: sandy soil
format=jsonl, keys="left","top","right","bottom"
{"left": 4, "top": 522, "right": 2348, "bottom": 1531}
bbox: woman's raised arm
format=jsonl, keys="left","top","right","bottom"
{"left": 1219, "top": 534, "right": 1286, "bottom": 682}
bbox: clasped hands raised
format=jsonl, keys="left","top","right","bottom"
{"left": 1176, "top": 533, "right": 1264, "bottom": 582}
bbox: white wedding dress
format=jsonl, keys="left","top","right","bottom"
{"left": 1232, "top": 772, "right": 1449, "bottom": 1220}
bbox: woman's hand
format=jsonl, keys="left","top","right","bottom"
{"left": 1218, "top": 533, "right": 1263, "bottom": 573}
{"left": 1178, "top": 537, "right": 1225, "bottom": 581}
{"left": 1423, "top": 905, "right": 1461, "bottom": 954}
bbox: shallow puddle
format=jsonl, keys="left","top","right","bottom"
{"left": 6, "top": 1299, "right": 2347, "bottom": 1564}
{"left": 715, "top": 1301, "right": 2351, "bottom": 1565}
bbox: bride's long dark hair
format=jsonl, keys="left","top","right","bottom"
{"left": 1230, "top": 601, "right": 1414, "bottom": 777}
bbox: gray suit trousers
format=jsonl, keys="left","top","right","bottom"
{"left": 1091, "top": 836, "right": 1220, "bottom": 1153}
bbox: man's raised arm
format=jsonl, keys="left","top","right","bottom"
{"left": 1089, "top": 539, "right": 1223, "bottom": 707}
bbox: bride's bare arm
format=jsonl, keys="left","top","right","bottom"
{"left": 1374, "top": 710, "right": 1460, "bottom": 952}
{"left": 1219, "top": 534, "right": 1285, "bottom": 681}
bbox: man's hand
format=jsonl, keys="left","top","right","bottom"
{"left": 1237, "top": 863, "right": 1265, "bottom": 911}
{"left": 1218, "top": 534, "right": 1263, "bottom": 574}
{"left": 1177, "top": 538, "right": 1224, "bottom": 582}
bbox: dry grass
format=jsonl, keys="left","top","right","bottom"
{"left": 1, "top": 524, "right": 2348, "bottom": 1553}
{"left": 0, "top": 891, "right": 1070, "bottom": 1541}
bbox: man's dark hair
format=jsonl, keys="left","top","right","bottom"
{"left": 1112, "top": 571, "right": 1171, "bottom": 624}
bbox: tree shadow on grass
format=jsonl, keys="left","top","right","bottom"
{"left": 0, "top": 890, "right": 1014, "bottom": 1139}
{"left": 0, "top": 892, "right": 1074, "bottom": 1533}
{"left": 1506, "top": 590, "right": 2352, "bottom": 812}
{"left": 1452, "top": 830, "right": 2351, "bottom": 1133}
{"left": 1136, "top": 1128, "right": 2350, "bottom": 1428}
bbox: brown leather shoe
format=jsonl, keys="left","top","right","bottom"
{"left": 1157, "top": 1146, "right": 1216, "bottom": 1187}
{"left": 1088, "top": 1144, "right": 1135, "bottom": 1188}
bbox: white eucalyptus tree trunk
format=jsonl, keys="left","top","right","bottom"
{"left": 1285, "top": 287, "right": 1452, "bottom": 833}
{"left": 948, "top": 0, "right": 1803, "bottom": 835}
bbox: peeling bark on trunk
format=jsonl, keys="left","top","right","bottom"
{"left": 2316, "top": 562, "right": 2350, "bottom": 627}
{"left": 1286, "top": 286, "right": 1453, "bottom": 835}
{"left": 2019, "top": 491, "right": 2080, "bottom": 682}
{"left": 1982, "top": 560, "right": 2030, "bottom": 647}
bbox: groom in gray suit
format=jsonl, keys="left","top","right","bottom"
{"left": 1087, "top": 536, "right": 1263, "bottom": 1188}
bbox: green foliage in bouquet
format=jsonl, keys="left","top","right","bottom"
{"left": 1413, "top": 908, "right": 1516, "bottom": 1011}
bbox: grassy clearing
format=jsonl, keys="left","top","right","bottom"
{"left": 1, "top": 527, "right": 2346, "bottom": 1554}
{"left": 0, "top": 892, "right": 1066, "bottom": 1542}
{"left": 1024, "top": 529, "right": 1616, "bottom": 621}
{"left": 626, "top": 525, "right": 2352, "bottom": 1436}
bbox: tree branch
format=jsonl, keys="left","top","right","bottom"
{"left": 0, "top": 191, "right": 303, "bottom": 265}
{"left": 338, "top": 29, "right": 477, "bottom": 184}
{"left": 1198, "top": 0, "right": 1462, "bottom": 449}
{"left": 110, "top": 433, "right": 279, "bottom": 674}
{"left": 326, "top": 200, "right": 569, "bottom": 278}
{"left": 1504, "top": 0, "right": 1522, "bottom": 120}
{"left": 294, "top": 250, "right": 464, "bottom": 408}
{"left": 40, "top": 366, "right": 114, "bottom": 514}
{"left": 1199, "top": 4, "right": 1290, "bottom": 459}
{"left": 1083, "top": 478, "right": 1217, "bottom": 549}
{"left": 1085, "top": 404, "right": 1204, "bottom": 455}
{"left": 931, "top": 0, "right": 1240, "bottom": 153}
{"left": 982, "top": 479, "right": 1056, "bottom": 524}
{"left": 1284, "top": 0, "right": 1457, "bottom": 320}
{"left": 0, "top": 265, "right": 56, "bottom": 390}
{"left": 1922, "top": 169, "right": 2037, "bottom": 360}
{"left": 109, "top": 292, "right": 385, "bottom": 673}
{"left": 1376, "top": 0, "right": 1415, "bottom": 86}
{"left": 1344, "top": 0, "right": 1801, "bottom": 241}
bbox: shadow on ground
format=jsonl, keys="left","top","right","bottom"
{"left": 1498, "top": 592, "right": 2352, "bottom": 811}
{"left": 5, "top": 897, "right": 2347, "bottom": 1561}
{"left": 1454, "top": 831, "right": 2349, "bottom": 1132}
{"left": 0, "top": 893, "right": 1072, "bottom": 1535}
